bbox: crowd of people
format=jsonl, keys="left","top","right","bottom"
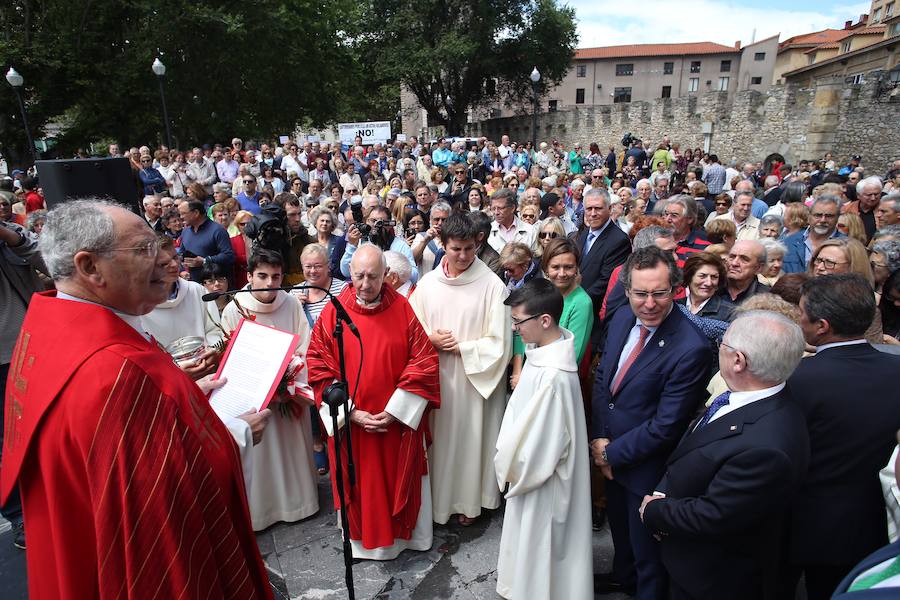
{"left": 2, "top": 131, "right": 900, "bottom": 600}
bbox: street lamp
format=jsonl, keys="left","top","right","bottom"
{"left": 151, "top": 58, "right": 174, "bottom": 148}
{"left": 5, "top": 67, "right": 37, "bottom": 166}
{"left": 530, "top": 67, "right": 540, "bottom": 150}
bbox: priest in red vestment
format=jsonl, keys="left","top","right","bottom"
{"left": 307, "top": 244, "right": 440, "bottom": 560}
{"left": 0, "top": 200, "right": 272, "bottom": 599}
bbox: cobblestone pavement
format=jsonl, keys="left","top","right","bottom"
{"left": 257, "top": 474, "right": 629, "bottom": 600}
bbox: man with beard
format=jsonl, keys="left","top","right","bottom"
{"left": 283, "top": 197, "right": 313, "bottom": 285}
{"left": 782, "top": 195, "right": 845, "bottom": 273}
{"left": 339, "top": 205, "right": 417, "bottom": 283}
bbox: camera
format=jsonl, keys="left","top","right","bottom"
{"left": 245, "top": 204, "right": 290, "bottom": 254}
{"left": 622, "top": 132, "right": 634, "bottom": 148}
{"left": 349, "top": 195, "right": 371, "bottom": 242}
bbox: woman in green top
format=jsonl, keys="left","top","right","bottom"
{"left": 509, "top": 236, "right": 595, "bottom": 388}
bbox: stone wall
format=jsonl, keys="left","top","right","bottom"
{"left": 466, "top": 74, "right": 900, "bottom": 175}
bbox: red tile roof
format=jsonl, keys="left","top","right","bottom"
{"left": 575, "top": 42, "right": 738, "bottom": 60}
{"left": 804, "top": 42, "right": 840, "bottom": 54}
{"left": 856, "top": 25, "right": 887, "bottom": 34}
{"left": 779, "top": 29, "right": 849, "bottom": 51}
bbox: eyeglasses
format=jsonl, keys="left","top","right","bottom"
{"left": 511, "top": 314, "right": 541, "bottom": 327}
{"left": 627, "top": 288, "right": 672, "bottom": 301}
{"left": 715, "top": 201, "right": 729, "bottom": 207}
{"left": 203, "top": 276, "right": 228, "bottom": 284}
{"left": 539, "top": 231, "right": 559, "bottom": 239}
{"left": 717, "top": 340, "right": 738, "bottom": 352}
{"left": 663, "top": 211, "right": 684, "bottom": 218}
{"left": 243, "top": 179, "right": 255, "bottom": 184}
{"left": 104, "top": 239, "right": 158, "bottom": 259}
{"left": 811, "top": 212, "right": 837, "bottom": 219}
{"left": 812, "top": 257, "right": 848, "bottom": 270}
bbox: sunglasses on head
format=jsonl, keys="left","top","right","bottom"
{"left": 539, "top": 231, "right": 559, "bottom": 239}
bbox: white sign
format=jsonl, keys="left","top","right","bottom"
{"left": 395, "top": 133, "right": 407, "bottom": 142}
{"left": 278, "top": 135, "right": 290, "bottom": 144}
{"left": 338, "top": 121, "right": 392, "bottom": 146}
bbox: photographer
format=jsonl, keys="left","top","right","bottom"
{"left": 411, "top": 201, "right": 451, "bottom": 274}
{"left": 339, "top": 204, "right": 418, "bottom": 283}
{"left": 244, "top": 199, "right": 310, "bottom": 286}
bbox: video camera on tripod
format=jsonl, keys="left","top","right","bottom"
{"left": 349, "top": 195, "right": 371, "bottom": 243}
{"left": 244, "top": 204, "right": 291, "bottom": 255}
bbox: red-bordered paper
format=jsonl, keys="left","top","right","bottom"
{"left": 208, "top": 317, "right": 300, "bottom": 418}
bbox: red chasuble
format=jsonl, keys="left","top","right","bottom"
{"left": 1, "top": 292, "right": 272, "bottom": 600}
{"left": 306, "top": 284, "right": 440, "bottom": 549}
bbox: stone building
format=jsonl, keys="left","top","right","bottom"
{"left": 464, "top": 75, "right": 900, "bottom": 176}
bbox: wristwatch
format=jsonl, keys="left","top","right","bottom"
{"left": 601, "top": 449, "right": 609, "bottom": 464}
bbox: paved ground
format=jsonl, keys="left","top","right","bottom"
{"left": 257, "top": 474, "right": 630, "bottom": 600}
{"left": 0, "top": 474, "right": 628, "bottom": 600}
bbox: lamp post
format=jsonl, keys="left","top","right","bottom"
{"left": 530, "top": 67, "right": 540, "bottom": 151}
{"left": 5, "top": 67, "right": 37, "bottom": 166}
{"left": 151, "top": 58, "right": 173, "bottom": 148}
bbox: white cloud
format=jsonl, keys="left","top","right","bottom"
{"left": 568, "top": 0, "right": 871, "bottom": 48}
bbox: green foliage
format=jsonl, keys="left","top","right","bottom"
{"left": 0, "top": 0, "right": 381, "bottom": 167}
{"left": 360, "top": 0, "right": 577, "bottom": 135}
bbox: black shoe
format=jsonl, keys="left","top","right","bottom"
{"left": 593, "top": 573, "right": 636, "bottom": 595}
{"left": 592, "top": 507, "right": 607, "bottom": 531}
{"left": 12, "top": 524, "right": 25, "bottom": 550}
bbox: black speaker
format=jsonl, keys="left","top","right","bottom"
{"left": 36, "top": 158, "right": 141, "bottom": 214}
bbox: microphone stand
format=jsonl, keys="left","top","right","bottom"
{"left": 203, "top": 282, "right": 359, "bottom": 599}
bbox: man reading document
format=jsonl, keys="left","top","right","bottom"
{"left": 0, "top": 200, "right": 272, "bottom": 599}
{"left": 307, "top": 244, "right": 441, "bottom": 559}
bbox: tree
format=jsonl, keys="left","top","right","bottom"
{"left": 0, "top": 0, "right": 366, "bottom": 168}
{"left": 359, "top": 0, "right": 577, "bottom": 136}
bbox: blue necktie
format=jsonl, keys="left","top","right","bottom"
{"left": 695, "top": 391, "right": 731, "bottom": 430}
{"left": 583, "top": 231, "right": 597, "bottom": 256}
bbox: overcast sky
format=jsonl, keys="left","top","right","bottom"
{"left": 569, "top": 0, "right": 871, "bottom": 48}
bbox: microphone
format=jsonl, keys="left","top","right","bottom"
{"left": 201, "top": 284, "right": 360, "bottom": 337}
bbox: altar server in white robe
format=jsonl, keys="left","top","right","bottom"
{"left": 494, "top": 278, "right": 593, "bottom": 600}
{"left": 409, "top": 212, "right": 512, "bottom": 526}
{"left": 221, "top": 247, "right": 319, "bottom": 530}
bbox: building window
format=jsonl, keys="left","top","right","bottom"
{"left": 548, "top": 99, "right": 558, "bottom": 112}
{"left": 576, "top": 64, "right": 587, "bottom": 78}
{"left": 690, "top": 61, "right": 701, "bottom": 73}
{"left": 575, "top": 88, "right": 585, "bottom": 104}
{"left": 663, "top": 61, "right": 674, "bottom": 74}
{"left": 754, "top": 52, "right": 766, "bottom": 61}
{"left": 873, "top": 7, "right": 882, "bottom": 21}
{"left": 688, "top": 78, "right": 699, "bottom": 92}
{"left": 841, "top": 40, "right": 852, "bottom": 53}
{"left": 850, "top": 73, "right": 865, "bottom": 84}
{"left": 718, "top": 76, "right": 730, "bottom": 91}
{"left": 720, "top": 60, "right": 732, "bottom": 72}
{"left": 887, "top": 2, "right": 895, "bottom": 17}
{"left": 751, "top": 76, "right": 763, "bottom": 84}
{"left": 613, "top": 87, "right": 632, "bottom": 103}
{"left": 661, "top": 85, "right": 672, "bottom": 98}
{"left": 892, "top": 22, "right": 900, "bottom": 36}
{"left": 616, "top": 63, "right": 634, "bottom": 76}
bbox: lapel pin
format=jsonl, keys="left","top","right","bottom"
{"left": 658, "top": 340, "right": 665, "bottom": 347}
{"left": 730, "top": 425, "right": 737, "bottom": 431}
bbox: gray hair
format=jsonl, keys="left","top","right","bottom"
{"left": 881, "top": 193, "right": 900, "bottom": 214}
{"left": 764, "top": 175, "right": 780, "bottom": 188}
{"left": 584, "top": 186, "right": 610, "bottom": 206}
{"left": 384, "top": 250, "right": 412, "bottom": 283}
{"left": 309, "top": 205, "right": 336, "bottom": 227}
{"left": 873, "top": 224, "right": 900, "bottom": 242}
{"left": 39, "top": 199, "right": 120, "bottom": 281}
{"left": 872, "top": 240, "right": 900, "bottom": 273}
{"left": 431, "top": 201, "right": 452, "bottom": 215}
{"left": 811, "top": 194, "right": 841, "bottom": 210}
{"left": 491, "top": 188, "right": 517, "bottom": 208}
{"left": 633, "top": 225, "right": 674, "bottom": 250}
{"left": 758, "top": 237, "right": 787, "bottom": 258}
{"left": 856, "top": 176, "right": 883, "bottom": 195}
{"left": 723, "top": 310, "right": 805, "bottom": 384}
{"left": 759, "top": 214, "right": 784, "bottom": 230}
{"left": 636, "top": 179, "right": 652, "bottom": 190}
{"left": 664, "top": 194, "right": 698, "bottom": 223}
{"left": 212, "top": 182, "right": 231, "bottom": 195}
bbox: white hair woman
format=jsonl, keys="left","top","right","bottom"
{"left": 757, "top": 238, "right": 787, "bottom": 286}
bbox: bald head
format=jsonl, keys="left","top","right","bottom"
{"left": 350, "top": 244, "right": 388, "bottom": 303}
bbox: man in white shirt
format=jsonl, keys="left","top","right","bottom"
{"left": 641, "top": 311, "right": 809, "bottom": 600}
{"left": 715, "top": 191, "right": 760, "bottom": 240}
{"left": 487, "top": 188, "right": 537, "bottom": 253}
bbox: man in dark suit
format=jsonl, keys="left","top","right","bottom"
{"left": 833, "top": 433, "right": 900, "bottom": 598}
{"left": 782, "top": 273, "right": 900, "bottom": 600}
{"left": 641, "top": 311, "right": 810, "bottom": 600}
{"left": 591, "top": 246, "right": 712, "bottom": 599}
{"left": 576, "top": 188, "right": 631, "bottom": 342}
